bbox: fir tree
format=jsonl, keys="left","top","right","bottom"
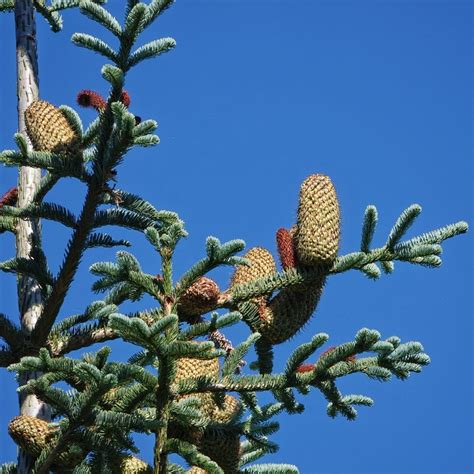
{"left": 0, "top": 2, "right": 469, "bottom": 473}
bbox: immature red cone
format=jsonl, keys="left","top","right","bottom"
{"left": 24, "top": 100, "right": 80, "bottom": 155}
{"left": 178, "top": 277, "right": 221, "bottom": 321}
{"left": 320, "top": 346, "right": 357, "bottom": 363}
{"left": 76, "top": 89, "right": 107, "bottom": 111}
{"left": 276, "top": 227, "right": 296, "bottom": 269}
{"left": 295, "top": 174, "right": 340, "bottom": 266}
{"left": 120, "top": 90, "right": 131, "bottom": 108}
{"left": 0, "top": 187, "right": 18, "bottom": 208}
{"left": 8, "top": 416, "right": 83, "bottom": 468}
{"left": 296, "top": 363, "right": 315, "bottom": 373}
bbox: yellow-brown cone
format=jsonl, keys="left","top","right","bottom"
{"left": 176, "top": 356, "right": 220, "bottom": 382}
{"left": 25, "top": 100, "right": 80, "bottom": 154}
{"left": 8, "top": 415, "right": 84, "bottom": 468}
{"left": 118, "top": 455, "right": 153, "bottom": 473}
{"left": 295, "top": 174, "right": 340, "bottom": 266}
{"left": 230, "top": 247, "right": 277, "bottom": 309}
{"left": 231, "top": 247, "right": 276, "bottom": 288}
{"left": 187, "top": 468, "right": 208, "bottom": 474}
{"left": 212, "top": 395, "right": 242, "bottom": 424}
{"left": 8, "top": 416, "right": 54, "bottom": 456}
{"left": 178, "top": 277, "right": 221, "bottom": 320}
{"left": 175, "top": 356, "right": 220, "bottom": 419}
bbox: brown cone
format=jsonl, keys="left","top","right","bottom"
{"left": 178, "top": 277, "right": 221, "bottom": 320}
{"left": 25, "top": 100, "right": 80, "bottom": 154}
{"left": 295, "top": 174, "right": 340, "bottom": 266}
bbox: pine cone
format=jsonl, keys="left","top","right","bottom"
{"left": 25, "top": 100, "right": 80, "bottom": 155}
{"left": 211, "top": 395, "right": 241, "bottom": 424}
{"left": 8, "top": 415, "right": 84, "bottom": 469}
{"left": 295, "top": 174, "right": 340, "bottom": 266}
{"left": 176, "top": 356, "right": 220, "bottom": 382}
{"left": 200, "top": 429, "right": 240, "bottom": 474}
{"left": 187, "top": 468, "right": 207, "bottom": 474}
{"left": 231, "top": 247, "right": 276, "bottom": 287}
{"left": 230, "top": 247, "right": 277, "bottom": 308}
{"left": 178, "top": 277, "right": 221, "bottom": 321}
{"left": 117, "top": 455, "right": 153, "bottom": 473}
{"left": 175, "top": 356, "right": 220, "bottom": 419}
{"left": 258, "top": 278, "right": 325, "bottom": 344}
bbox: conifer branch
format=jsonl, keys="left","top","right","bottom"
{"left": 0, "top": 0, "right": 14, "bottom": 12}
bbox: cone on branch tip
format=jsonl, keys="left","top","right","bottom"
{"left": 295, "top": 173, "right": 340, "bottom": 267}
{"left": 229, "top": 174, "right": 340, "bottom": 344}
{"left": 25, "top": 100, "right": 81, "bottom": 155}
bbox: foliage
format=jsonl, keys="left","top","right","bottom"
{"left": 0, "top": 1, "right": 468, "bottom": 473}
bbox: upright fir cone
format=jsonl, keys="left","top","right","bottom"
{"left": 295, "top": 174, "right": 340, "bottom": 267}
{"left": 178, "top": 277, "right": 221, "bottom": 322}
{"left": 175, "top": 355, "right": 220, "bottom": 420}
{"left": 8, "top": 416, "right": 84, "bottom": 469}
{"left": 230, "top": 247, "right": 277, "bottom": 309}
{"left": 231, "top": 175, "right": 340, "bottom": 345}
{"left": 116, "top": 455, "right": 153, "bottom": 473}
{"left": 255, "top": 174, "right": 341, "bottom": 344}
{"left": 24, "top": 100, "right": 80, "bottom": 155}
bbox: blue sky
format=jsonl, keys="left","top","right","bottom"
{"left": 0, "top": 1, "right": 472, "bottom": 473}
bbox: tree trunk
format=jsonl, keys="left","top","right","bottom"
{"left": 14, "top": 1, "right": 50, "bottom": 472}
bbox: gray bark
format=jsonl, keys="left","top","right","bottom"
{"left": 14, "top": 0, "right": 50, "bottom": 472}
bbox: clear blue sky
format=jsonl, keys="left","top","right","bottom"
{"left": 0, "top": 1, "right": 472, "bottom": 473}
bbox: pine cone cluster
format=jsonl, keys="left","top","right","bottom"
{"left": 229, "top": 174, "right": 340, "bottom": 344}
